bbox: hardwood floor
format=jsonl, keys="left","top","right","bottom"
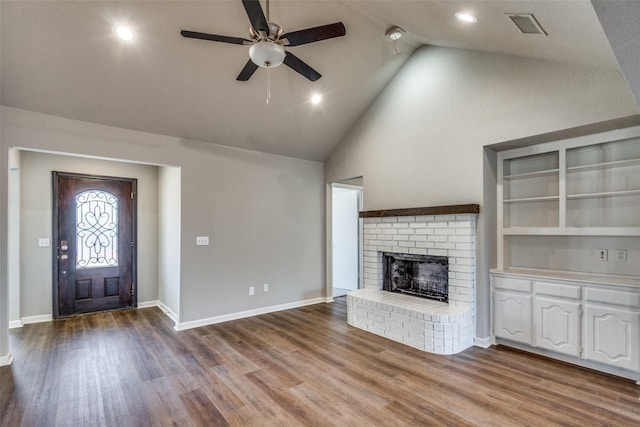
{"left": 2, "top": 297, "right": 639, "bottom": 426}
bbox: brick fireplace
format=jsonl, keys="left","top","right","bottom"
{"left": 346, "top": 205, "right": 478, "bottom": 355}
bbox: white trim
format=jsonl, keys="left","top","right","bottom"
{"left": 21, "top": 314, "right": 52, "bottom": 325}
{"left": 174, "top": 297, "right": 326, "bottom": 331}
{"left": 474, "top": 336, "right": 492, "bottom": 348}
{"left": 137, "top": 300, "right": 159, "bottom": 309}
{"left": 331, "top": 183, "right": 363, "bottom": 191}
{"left": 0, "top": 353, "right": 14, "bottom": 367}
{"left": 9, "top": 320, "right": 23, "bottom": 329}
{"left": 325, "top": 297, "right": 335, "bottom": 303}
{"left": 157, "top": 300, "right": 178, "bottom": 324}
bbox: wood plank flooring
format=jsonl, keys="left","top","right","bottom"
{"left": 2, "top": 297, "right": 639, "bottom": 426}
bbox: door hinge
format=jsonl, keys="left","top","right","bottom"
{"left": 579, "top": 346, "right": 583, "bottom": 356}
{"left": 131, "top": 285, "right": 135, "bottom": 295}
{"left": 579, "top": 306, "right": 583, "bottom": 317}
{"left": 131, "top": 191, "right": 134, "bottom": 199}
{"left": 131, "top": 240, "right": 134, "bottom": 247}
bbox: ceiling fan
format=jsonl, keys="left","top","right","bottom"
{"left": 180, "top": 0, "right": 346, "bottom": 82}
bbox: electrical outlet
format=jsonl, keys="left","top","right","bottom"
{"left": 263, "top": 283, "right": 269, "bottom": 292}
{"left": 598, "top": 249, "right": 608, "bottom": 261}
{"left": 38, "top": 238, "right": 50, "bottom": 247}
{"left": 249, "top": 286, "right": 255, "bottom": 296}
{"left": 196, "top": 236, "right": 209, "bottom": 246}
{"left": 615, "top": 249, "right": 627, "bottom": 262}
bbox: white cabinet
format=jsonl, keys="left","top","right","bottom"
{"left": 495, "top": 290, "right": 532, "bottom": 344}
{"left": 532, "top": 281, "right": 581, "bottom": 357}
{"left": 533, "top": 296, "right": 580, "bottom": 357}
{"left": 583, "top": 287, "right": 640, "bottom": 371}
{"left": 584, "top": 305, "right": 640, "bottom": 371}
{"left": 493, "top": 277, "right": 532, "bottom": 344}
{"left": 491, "top": 272, "right": 640, "bottom": 380}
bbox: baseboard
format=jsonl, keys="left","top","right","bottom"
{"left": 474, "top": 336, "right": 492, "bottom": 348}
{"left": 138, "top": 300, "right": 160, "bottom": 309}
{"left": 0, "top": 352, "right": 14, "bottom": 367}
{"left": 21, "top": 314, "right": 53, "bottom": 325}
{"left": 9, "top": 320, "right": 23, "bottom": 329}
{"left": 325, "top": 297, "right": 335, "bottom": 303}
{"left": 174, "top": 297, "right": 326, "bottom": 331}
{"left": 156, "top": 300, "right": 178, "bottom": 324}
{"left": 139, "top": 299, "right": 178, "bottom": 324}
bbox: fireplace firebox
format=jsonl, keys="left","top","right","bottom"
{"left": 382, "top": 252, "right": 448, "bottom": 302}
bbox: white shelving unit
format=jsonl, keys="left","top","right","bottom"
{"left": 497, "top": 129, "right": 640, "bottom": 259}
{"left": 492, "top": 126, "right": 640, "bottom": 381}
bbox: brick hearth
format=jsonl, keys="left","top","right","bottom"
{"left": 346, "top": 212, "right": 476, "bottom": 355}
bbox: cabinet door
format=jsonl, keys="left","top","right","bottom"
{"left": 533, "top": 297, "right": 580, "bottom": 357}
{"left": 494, "top": 291, "right": 532, "bottom": 344}
{"left": 584, "top": 304, "right": 640, "bottom": 371}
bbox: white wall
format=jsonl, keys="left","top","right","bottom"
{"left": 325, "top": 46, "right": 639, "bottom": 339}
{"left": 593, "top": 0, "right": 640, "bottom": 106}
{"left": 17, "top": 151, "right": 159, "bottom": 318}
{"left": 0, "top": 29, "right": 9, "bottom": 360}
{"left": 8, "top": 150, "right": 20, "bottom": 323}
{"left": 1, "top": 107, "right": 325, "bottom": 330}
{"left": 158, "top": 166, "right": 181, "bottom": 318}
{"left": 331, "top": 187, "right": 359, "bottom": 291}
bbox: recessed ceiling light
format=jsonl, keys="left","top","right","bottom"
{"left": 455, "top": 12, "right": 478, "bottom": 23}
{"left": 115, "top": 24, "right": 135, "bottom": 42}
{"left": 310, "top": 93, "right": 323, "bottom": 105}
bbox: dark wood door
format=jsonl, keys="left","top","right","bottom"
{"left": 53, "top": 172, "right": 137, "bottom": 317}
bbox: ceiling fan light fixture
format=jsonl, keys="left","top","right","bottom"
{"left": 249, "top": 41, "right": 286, "bottom": 68}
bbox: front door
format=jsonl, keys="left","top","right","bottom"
{"left": 53, "top": 172, "right": 137, "bottom": 318}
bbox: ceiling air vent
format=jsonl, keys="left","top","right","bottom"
{"left": 506, "top": 13, "right": 548, "bottom": 35}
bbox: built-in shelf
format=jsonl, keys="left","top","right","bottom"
{"left": 567, "top": 157, "right": 640, "bottom": 173}
{"left": 503, "top": 195, "right": 559, "bottom": 203}
{"left": 503, "top": 169, "right": 559, "bottom": 180}
{"left": 503, "top": 227, "right": 640, "bottom": 236}
{"left": 566, "top": 189, "right": 640, "bottom": 200}
{"left": 498, "top": 129, "right": 640, "bottom": 269}
{"left": 495, "top": 129, "right": 640, "bottom": 382}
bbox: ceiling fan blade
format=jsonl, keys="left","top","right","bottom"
{"left": 181, "top": 30, "right": 251, "bottom": 45}
{"left": 282, "top": 22, "right": 346, "bottom": 47}
{"left": 241, "top": 0, "right": 268, "bottom": 33}
{"left": 237, "top": 59, "right": 259, "bottom": 81}
{"left": 283, "top": 52, "right": 321, "bottom": 81}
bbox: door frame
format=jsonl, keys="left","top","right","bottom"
{"left": 52, "top": 171, "right": 138, "bottom": 318}
{"left": 330, "top": 182, "right": 364, "bottom": 294}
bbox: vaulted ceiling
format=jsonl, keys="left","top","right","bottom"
{"left": 0, "top": 1, "right": 624, "bottom": 161}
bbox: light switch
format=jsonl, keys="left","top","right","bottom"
{"left": 38, "top": 238, "right": 50, "bottom": 247}
{"left": 196, "top": 236, "right": 209, "bottom": 246}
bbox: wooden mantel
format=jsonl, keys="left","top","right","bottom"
{"left": 359, "top": 204, "right": 480, "bottom": 218}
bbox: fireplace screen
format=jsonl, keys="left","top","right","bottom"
{"left": 382, "top": 252, "right": 448, "bottom": 302}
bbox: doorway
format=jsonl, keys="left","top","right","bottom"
{"left": 53, "top": 172, "right": 137, "bottom": 318}
{"left": 331, "top": 182, "right": 363, "bottom": 297}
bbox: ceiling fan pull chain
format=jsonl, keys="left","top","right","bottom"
{"left": 266, "top": 67, "right": 271, "bottom": 104}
